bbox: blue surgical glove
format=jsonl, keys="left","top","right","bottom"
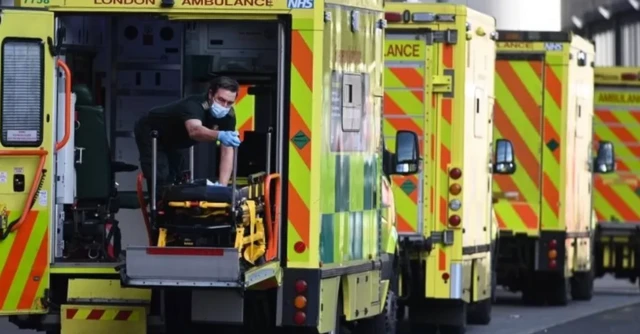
{"left": 218, "top": 131, "right": 241, "bottom": 147}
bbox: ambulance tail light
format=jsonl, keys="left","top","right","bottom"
{"left": 621, "top": 73, "right": 639, "bottom": 81}
{"left": 293, "top": 279, "right": 308, "bottom": 325}
{"left": 385, "top": 12, "right": 403, "bottom": 23}
{"left": 448, "top": 215, "right": 461, "bottom": 227}
{"left": 449, "top": 183, "right": 462, "bottom": 195}
{"left": 547, "top": 239, "right": 558, "bottom": 270}
{"left": 449, "top": 168, "right": 462, "bottom": 180}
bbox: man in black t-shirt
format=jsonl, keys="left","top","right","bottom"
{"left": 134, "top": 76, "right": 242, "bottom": 191}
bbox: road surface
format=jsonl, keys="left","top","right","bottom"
{"left": 533, "top": 301, "right": 640, "bottom": 333}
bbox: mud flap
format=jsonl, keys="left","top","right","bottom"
{"left": 61, "top": 304, "right": 147, "bottom": 334}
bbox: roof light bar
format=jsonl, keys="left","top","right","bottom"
{"left": 496, "top": 30, "right": 571, "bottom": 43}
{"left": 412, "top": 12, "right": 436, "bottom": 23}
{"left": 385, "top": 12, "right": 403, "bottom": 23}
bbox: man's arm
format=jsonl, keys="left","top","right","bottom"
{"left": 185, "top": 119, "right": 220, "bottom": 142}
{"left": 218, "top": 145, "right": 234, "bottom": 186}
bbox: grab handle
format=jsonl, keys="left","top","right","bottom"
{"left": 55, "top": 59, "right": 72, "bottom": 152}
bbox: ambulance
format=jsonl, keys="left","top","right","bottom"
{"left": 383, "top": 3, "right": 514, "bottom": 333}
{"left": 0, "top": 0, "right": 420, "bottom": 333}
{"left": 492, "top": 31, "right": 615, "bottom": 306}
{"left": 592, "top": 67, "right": 640, "bottom": 288}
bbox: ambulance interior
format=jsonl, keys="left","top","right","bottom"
{"left": 55, "top": 15, "right": 284, "bottom": 263}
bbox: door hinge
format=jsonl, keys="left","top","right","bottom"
{"left": 47, "top": 27, "right": 66, "bottom": 57}
{"left": 432, "top": 69, "right": 454, "bottom": 96}
{"left": 426, "top": 29, "right": 458, "bottom": 45}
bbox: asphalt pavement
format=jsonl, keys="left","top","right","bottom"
{"left": 533, "top": 302, "right": 640, "bottom": 333}
{"left": 466, "top": 276, "right": 640, "bottom": 334}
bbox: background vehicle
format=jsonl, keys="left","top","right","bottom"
{"left": 383, "top": 3, "right": 515, "bottom": 333}
{"left": 592, "top": 67, "right": 640, "bottom": 289}
{"left": 492, "top": 30, "right": 615, "bottom": 306}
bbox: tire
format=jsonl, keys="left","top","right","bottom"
{"left": 491, "top": 271, "right": 497, "bottom": 304}
{"left": 467, "top": 297, "right": 492, "bottom": 325}
{"left": 522, "top": 274, "right": 544, "bottom": 306}
{"left": 547, "top": 274, "right": 569, "bottom": 306}
{"left": 353, "top": 290, "right": 398, "bottom": 334}
{"left": 411, "top": 323, "right": 439, "bottom": 334}
{"left": 571, "top": 270, "right": 594, "bottom": 301}
{"left": 440, "top": 324, "right": 467, "bottom": 334}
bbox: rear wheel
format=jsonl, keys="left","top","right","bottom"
{"left": 522, "top": 273, "right": 545, "bottom": 306}
{"left": 353, "top": 290, "right": 397, "bottom": 334}
{"left": 547, "top": 273, "right": 569, "bottom": 306}
{"left": 571, "top": 270, "right": 594, "bottom": 301}
{"left": 467, "top": 297, "right": 492, "bottom": 325}
{"left": 411, "top": 323, "right": 439, "bottom": 334}
{"left": 440, "top": 324, "right": 467, "bottom": 334}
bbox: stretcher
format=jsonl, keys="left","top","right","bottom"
{"left": 125, "top": 130, "right": 281, "bottom": 287}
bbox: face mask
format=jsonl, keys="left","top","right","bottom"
{"left": 210, "top": 102, "right": 230, "bottom": 118}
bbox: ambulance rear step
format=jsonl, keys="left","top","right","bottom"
{"left": 121, "top": 246, "right": 243, "bottom": 288}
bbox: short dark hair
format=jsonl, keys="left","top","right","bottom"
{"left": 209, "top": 76, "right": 239, "bottom": 95}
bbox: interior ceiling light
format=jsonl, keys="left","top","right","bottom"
{"left": 598, "top": 6, "right": 611, "bottom": 20}
{"left": 572, "top": 15, "right": 583, "bottom": 29}
{"left": 630, "top": 0, "right": 640, "bottom": 10}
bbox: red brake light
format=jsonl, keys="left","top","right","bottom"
{"left": 449, "top": 168, "right": 462, "bottom": 180}
{"left": 294, "top": 311, "right": 306, "bottom": 325}
{"left": 621, "top": 73, "right": 639, "bottom": 80}
{"left": 385, "top": 12, "right": 403, "bottom": 23}
{"left": 448, "top": 215, "right": 461, "bottom": 227}
{"left": 548, "top": 239, "right": 557, "bottom": 249}
{"left": 295, "top": 280, "right": 308, "bottom": 294}
{"left": 294, "top": 241, "right": 306, "bottom": 253}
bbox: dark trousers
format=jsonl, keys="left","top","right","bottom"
{"left": 134, "top": 119, "right": 188, "bottom": 194}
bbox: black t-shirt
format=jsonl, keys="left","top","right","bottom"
{"left": 144, "top": 94, "right": 236, "bottom": 149}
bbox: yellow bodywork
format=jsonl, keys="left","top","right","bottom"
{"left": 384, "top": 3, "right": 497, "bottom": 304}
{"left": 493, "top": 33, "right": 595, "bottom": 275}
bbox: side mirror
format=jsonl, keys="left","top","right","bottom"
{"left": 594, "top": 141, "right": 615, "bottom": 174}
{"left": 493, "top": 139, "right": 516, "bottom": 175}
{"left": 393, "top": 130, "right": 420, "bottom": 175}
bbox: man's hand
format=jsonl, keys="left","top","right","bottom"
{"left": 218, "top": 131, "right": 241, "bottom": 147}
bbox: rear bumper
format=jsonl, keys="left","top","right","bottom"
{"left": 595, "top": 222, "right": 640, "bottom": 277}
{"left": 120, "top": 246, "right": 243, "bottom": 288}
{"left": 496, "top": 230, "right": 567, "bottom": 272}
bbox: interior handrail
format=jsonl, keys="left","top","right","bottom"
{"left": 264, "top": 173, "right": 281, "bottom": 261}
{"left": 55, "top": 59, "right": 72, "bottom": 152}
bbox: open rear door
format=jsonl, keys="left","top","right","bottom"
{"left": 0, "top": 9, "right": 56, "bottom": 315}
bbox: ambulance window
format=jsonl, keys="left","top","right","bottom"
{"left": 1, "top": 39, "right": 44, "bottom": 147}
{"left": 342, "top": 73, "right": 363, "bottom": 132}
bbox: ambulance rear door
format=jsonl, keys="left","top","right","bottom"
{"left": 0, "top": 9, "right": 57, "bottom": 315}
